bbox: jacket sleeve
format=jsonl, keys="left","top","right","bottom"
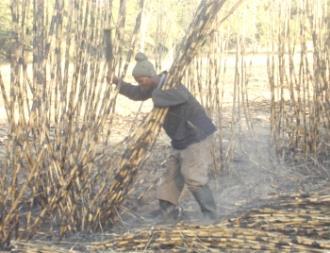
{"left": 118, "top": 81, "right": 152, "bottom": 101}
{"left": 152, "top": 85, "right": 189, "bottom": 107}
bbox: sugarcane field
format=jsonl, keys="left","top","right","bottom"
{"left": 0, "top": 0, "right": 329, "bottom": 252}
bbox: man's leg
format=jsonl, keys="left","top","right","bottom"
{"left": 157, "top": 151, "right": 184, "bottom": 205}
{"left": 180, "top": 135, "right": 217, "bottom": 220}
{"left": 153, "top": 151, "right": 184, "bottom": 220}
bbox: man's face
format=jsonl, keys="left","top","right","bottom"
{"left": 134, "top": 76, "right": 155, "bottom": 90}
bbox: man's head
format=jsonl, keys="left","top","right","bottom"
{"left": 132, "top": 52, "right": 157, "bottom": 89}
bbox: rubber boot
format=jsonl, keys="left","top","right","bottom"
{"left": 190, "top": 185, "right": 217, "bottom": 221}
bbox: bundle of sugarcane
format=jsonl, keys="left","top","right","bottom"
{"left": 12, "top": 190, "right": 330, "bottom": 252}
{"left": 11, "top": 241, "right": 79, "bottom": 253}
{"left": 13, "top": 225, "right": 329, "bottom": 253}
{"left": 87, "top": 226, "right": 329, "bottom": 253}
{"left": 225, "top": 192, "right": 330, "bottom": 241}
{"left": 86, "top": 190, "right": 330, "bottom": 252}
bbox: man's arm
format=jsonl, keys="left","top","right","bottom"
{"left": 117, "top": 81, "right": 152, "bottom": 101}
{"left": 152, "top": 85, "right": 189, "bottom": 107}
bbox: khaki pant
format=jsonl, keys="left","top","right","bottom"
{"left": 157, "top": 134, "right": 214, "bottom": 205}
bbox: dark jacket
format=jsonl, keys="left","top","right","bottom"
{"left": 118, "top": 74, "right": 216, "bottom": 149}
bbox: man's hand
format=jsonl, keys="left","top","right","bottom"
{"left": 107, "top": 75, "right": 119, "bottom": 85}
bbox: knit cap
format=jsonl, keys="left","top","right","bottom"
{"left": 132, "top": 52, "right": 157, "bottom": 77}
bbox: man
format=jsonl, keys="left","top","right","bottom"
{"left": 112, "top": 52, "right": 217, "bottom": 221}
